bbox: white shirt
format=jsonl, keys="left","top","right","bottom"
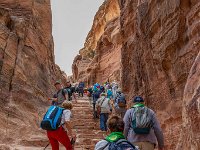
{"left": 61, "top": 109, "right": 72, "bottom": 128}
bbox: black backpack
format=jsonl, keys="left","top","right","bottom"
{"left": 65, "top": 87, "right": 73, "bottom": 99}
{"left": 104, "top": 139, "right": 138, "bottom": 150}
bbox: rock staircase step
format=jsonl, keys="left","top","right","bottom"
{"left": 71, "top": 97, "right": 105, "bottom": 149}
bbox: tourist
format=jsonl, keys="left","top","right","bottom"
{"left": 123, "top": 96, "right": 164, "bottom": 150}
{"left": 64, "top": 81, "right": 77, "bottom": 103}
{"left": 95, "top": 93, "right": 112, "bottom": 131}
{"left": 114, "top": 92, "right": 127, "bottom": 118}
{"left": 48, "top": 80, "right": 68, "bottom": 106}
{"left": 78, "top": 81, "right": 85, "bottom": 97}
{"left": 92, "top": 84, "right": 101, "bottom": 119}
{"left": 47, "top": 101, "right": 76, "bottom": 150}
{"left": 95, "top": 116, "right": 137, "bottom": 150}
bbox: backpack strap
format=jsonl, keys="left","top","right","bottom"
{"left": 116, "top": 139, "right": 136, "bottom": 149}
{"left": 100, "top": 140, "right": 110, "bottom": 150}
{"left": 56, "top": 89, "right": 67, "bottom": 100}
{"left": 62, "top": 89, "right": 67, "bottom": 100}
{"left": 100, "top": 97, "right": 106, "bottom": 107}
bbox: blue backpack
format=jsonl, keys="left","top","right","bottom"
{"left": 106, "top": 139, "right": 138, "bottom": 150}
{"left": 93, "top": 90, "right": 101, "bottom": 99}
{"left": 107, "top": 89, "right": 113, "bottom": 97}
{"left": 41, "top": 106, "right": 64, "bottom": 130}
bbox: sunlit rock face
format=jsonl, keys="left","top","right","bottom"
{"left": 119, "top": 0, "right": 200, "bottom": 149}
{"left": 72, "top": 0, "right": 120, "bottom": 85}
{"left": 0, "top": 0, "right": 66, "bottom": 148}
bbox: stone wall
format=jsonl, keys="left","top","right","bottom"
{"left": 119, "top": 0, "right": 200, "bottom": 149}
{"left": 0, "top": 0, "right": 65, "bottom": 148}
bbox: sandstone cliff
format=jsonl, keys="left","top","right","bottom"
{"left": 72, "top": 0, "right": 120, "bottom": 85}
{"left": 119, "top": 0, "right": 200, "bottom": 149}
{"left": 0, "top": 0, "right": 65, "bottom": 149}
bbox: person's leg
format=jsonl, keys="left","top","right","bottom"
{"left": 93, "top": 102, "right": 96, "bottom": 118}
{"left": 104, "top": 113, "right": 109, "bottom": 131}
{"left": 47, "top": 131, "right": 59, "bottom": 150}
{"left": 56, "top": 127, "right": 72, "bottom": 150}
{"left": 100, "top": 113, "right": 105, "bottom": 131}
{"left": 81, "top": 89, "right": 84, "bottom": 97}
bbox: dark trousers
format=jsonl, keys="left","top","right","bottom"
{"left": 100, "top": 113, "right": 109, "bottom": 131}
{"left": 92, "top": 102, "right": 98, "bottom": 119}
{"left": 78, "top": 88, "right": 84, "bottom": 97}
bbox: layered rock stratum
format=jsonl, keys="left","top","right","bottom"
{"left": 72, "top": 0, "right": 121, "bottom": 85}
{"left": 0, "top": 0, "right": 66, "bottom": 149}
{"left": 72, "top": 0, "right": 200, "bottom": 149}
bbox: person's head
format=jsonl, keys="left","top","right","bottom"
{"left": 62, "top": 101, "right": 73, "bottom": 110}
{"left": 133, "top": 96, "right": 144, "bottom": 104}
{"left": 54, "top": 81, "right": 62, "bottom": 90}
{"left": 107, "top": 116, "right": 124, "bottom": 132}
{"left": 66, "top": 81, "right": 71, "bottom": 87}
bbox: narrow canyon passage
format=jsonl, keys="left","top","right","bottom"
{"left": 0, "top": 0, "right": 199, "bottom": 150}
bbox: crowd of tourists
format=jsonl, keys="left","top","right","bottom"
{"left": 40, "top": 80, "right": 164, "bottom": 150}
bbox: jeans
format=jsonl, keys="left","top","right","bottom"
{"left": 100, "top": 113, "right": 109, "bottom": 131}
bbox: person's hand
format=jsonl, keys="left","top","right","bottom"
{"left": 69, "top": 132, "right": 76, "bottom": 139}
{"left": 72, "top": 133, "right": 76, "bottom": 138}
{"left": 158, "top": 147, "right": 164, "bottom": 150}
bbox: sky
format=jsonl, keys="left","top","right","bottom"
{"left": 51, "top": 0, "right": 104, "bottom": 75}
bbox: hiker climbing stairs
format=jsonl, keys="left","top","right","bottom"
{"left": 71, "top": 96, "right": 105, "bottom": 150}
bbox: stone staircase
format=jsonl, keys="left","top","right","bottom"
{"left": 72, "top": 96, "right": 105, "bottom": 150}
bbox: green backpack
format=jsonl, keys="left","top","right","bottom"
{"left": 132, "top": 104, "right": 153, "bottom": 134}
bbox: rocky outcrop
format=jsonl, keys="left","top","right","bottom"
{"left": 176, "top": 51, "right": 200, "bottom": 150}
{"left": 119, "top": 0, "right": 200, "bottom": 149}
{"left": 72, "top": 0, "right": 120, "bottom": 85}
{"left": 0, "top": 0, "right": 65, "bottom": 148}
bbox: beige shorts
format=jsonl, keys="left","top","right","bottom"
{"left": 133, "top": 142, "right": 155, "bottom": 150}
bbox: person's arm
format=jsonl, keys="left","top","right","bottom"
{"left": 63, "top": 110, "right": 76, "bottom": 138}
{"left": 108, "top": 100, "right": 112, "bottom": 113}
{"left": 123, "top": 109, "right": 131, "bottom": 139}
{"left": 63, "top": 89, "right": 69, "bottom": 100}
{"left": 95, "top": 98, "right": 100, "bottom": 107}
{"left": 48, "top": 94, "right": 58, "bottom": 101}
{"left": 48, "top": 97, "right": 58, "bottom": 101}
{"left": 152, "top": 113, "right": 164, "bottom": 149}
{"left": 65, "top": 121, "right": 76, "bottom": 138}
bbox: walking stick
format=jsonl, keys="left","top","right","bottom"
{"left": 44, "top": 143, "right": 49, "bottom": 150}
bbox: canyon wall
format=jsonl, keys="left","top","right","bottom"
{"left": 120, "top": 0, "right": 199, "bottom": 149}
{"left": 72, "top": 0, "right": 121, "bottom": 85}
{"left": 0, "top": 0, "right": 65, "bottom": 148}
